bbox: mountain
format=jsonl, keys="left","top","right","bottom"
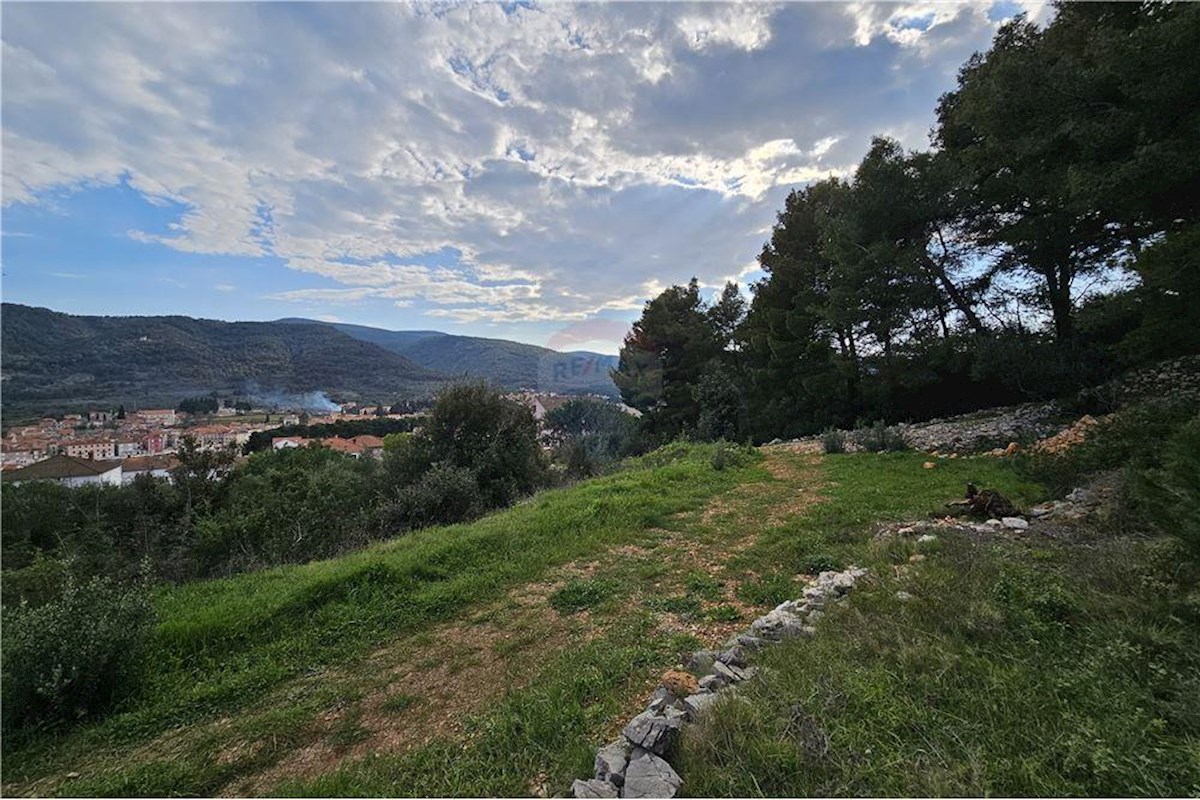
{"left": 1, "top": 304, "right": 446, "bottom": 414}
{"left": 284, "top": 318, "right": 621, "bottom": 396}
{"left": 276, "top": 318, "right": 447, "bottom": 353}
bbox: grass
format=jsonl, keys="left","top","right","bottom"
{"left": 676, "top": 457, "right": 1200, "bottom": 797}
{"left": 2, "top": 442, "right": 757, "bottom": 795}
{"left": 11, "top": 444, "right": 1189, "bottom": 797}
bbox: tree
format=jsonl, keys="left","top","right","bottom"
{"left": 693, "top": 362, "right": 746, "bottom": 442}
{"left": 394, "top": 382, "right": 545, "bottom": 508}
{"left": 936, "top": 15, "right": 1126, "bottom": 340}
{"left": 116, "top": 405, "right": 126, "bottom": 420}
{"left": 612, "top": 278, "right": 724, "bottom": 440}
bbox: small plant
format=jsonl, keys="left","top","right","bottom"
{"left": 801, "top": 552, "right": 841, "bottom": 574}
{"left": 685, "top": 571, "right": 724, "bottom": 601}
{"left": 703, "top": 604, "right": 742, "bottom": 623}
{"left": 736, "top": 572, "right": 797, "bottom": 606}
{"left": 821, "top": 428, "right": 847, "bottom": 454}
{"left": 2, "top": 571, "right": 156, "bottom": 732}
{"left": 380, "top": 693, "right": 419, "bottom": 715}
{"left": 646, "top": 594, "right": 703, "bottom": 618}
{"left": 549, "top": 578, "right": 617, "bottom": 614}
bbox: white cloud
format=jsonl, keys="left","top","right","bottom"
{"left": 1, "top": 2, "right": 1021, "bottom": 325}
{"left": 214, "top": 283, "right": 236, "bottom": 292}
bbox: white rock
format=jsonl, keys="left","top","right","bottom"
{"left": 917, "top": 534, "right": 937, "bottom": 544}
{"left": 1001, "top": 517, "right": 1028, "bottom": 530}
{"left": 895, "top": 591, "right": 915, "bottom": 602}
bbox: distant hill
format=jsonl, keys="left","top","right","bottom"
{"left": 1, "top": 304, "right": 446, "bottom": 414}
{"left": 276, "top": 319, "right": 447, "bottom": 353}
{"left": 285, "top": 318, "right": 621, "bottom": 396}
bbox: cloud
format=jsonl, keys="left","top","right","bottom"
{"left": 214, "top": 283, "right": 236, "bottom": 292}
{"left": 1, "top": 2, "right": 1030, "bottom": 325}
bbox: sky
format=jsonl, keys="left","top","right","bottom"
{"left": 1, "top": 1, "right": 1050, "bottom": 354}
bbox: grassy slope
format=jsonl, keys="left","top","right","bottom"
{"left": 677, "top": 457, "right": 1200, "bottom": 797}
{"left": 10, "top": 447, "right": 1195, "bottom": 797}
{"left": 280, "top": 452, "right": 1047, "bottom": 797}
{"left": 2, "top": 443, "right": 754, "bottom": 795}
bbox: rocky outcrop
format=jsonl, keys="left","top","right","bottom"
{"left": 571, "top": 566, "right": 870, "bottom": 798}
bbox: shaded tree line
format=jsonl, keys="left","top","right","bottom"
{"left": 615, "top": 3, "right": 1200, "bottom": 442}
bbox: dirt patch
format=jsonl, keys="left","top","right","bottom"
{"left": 224, "top": 596, "right": 592, "bottom": 796}
{"left": 703, "top": 448, "right": 825, "bottom": 528}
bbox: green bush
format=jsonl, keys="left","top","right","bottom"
{"left": 378, "top": 463, "right": 483, "bottom": 532}
{"left": 852, "top": 421, "right": 908, "bottom": 453}
{"left": 1131, "top": 415, "right": 1200, "bottom": 557}
{"left": 2, "top": 573, "right": 155, "bottom": 732}
{"left": 820, "top": 428, "right": 847, "bottom": 454}
{"left": 1021, "top": 398, "right": 1196, "bottom": 496}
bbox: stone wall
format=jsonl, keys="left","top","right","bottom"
{"left": 571, "top": 567, "right": 870, "bottom": 799}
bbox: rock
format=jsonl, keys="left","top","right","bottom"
{"left": 895, "top": 591, "right": 914, "bottom": 602}
{"left": 985, "top": 518, "right": 1003, "bottom": 527}
{"left": 621, "top": 750, "right": 682, "bottom": 798}
{"left": 710, "top": 660, "right": 745, "bottom": 683}
{"left": 923, "top": 461, "right": 936, "bottom": 469}
{"left": 1028, "top": 503, "right": 1054, "bottom": 518}
{"left": 917, "top": 533, "right": 937, "bottom": 543}
{"left": 734, "top": 633, "right": 768, "bottom": 650}
{"left": 645, "top": 687, "right": 680, "bottom": 714}
{"left": 682, "top": 650, "right": 717, "bottom": 674}
{"left": 573, "top": 778, "right": 619, "bottom": 798}
{"left": 623, "top": 710, "right": 683, "bottom": 755}
{"left": 682, "top": 692, "right": 719, "bottom": 718}
{"left": 716, "top": 646, "right": 747, "bottom": 668}
{"left": 595, "top": 740, "right": 631, "bottom": 787}
{"left": 698, "top": 673, "right": 727, "bottom": 692}
{"left": 908, "top": 553, "right": 925, "bottom": 563}
{"left": 659, "top": 669, "right": 699, "bottom": 697}
{"left": 1001, "top": 516, "right": 1028, "bottom": 530}
{"left": 807, "top": 609, "right": 824, "bottom": 623}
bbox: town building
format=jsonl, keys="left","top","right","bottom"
{"left": 2, "top": 454, "right": 123, "bottom": 487}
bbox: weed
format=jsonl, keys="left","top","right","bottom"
{"left": 703, "top": 605, "right": 742, "bottom": 623}
{"left": 379, "top": 693, "right": 418, "bottom": 715}
{"left": 549, "top": 579, "right": 618, "bottom": 614}
{"left": 821, "top": 428, "right": 847, "bottom": 454}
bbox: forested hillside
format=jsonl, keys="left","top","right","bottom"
{"left": 1, "top": 304, "right": 446, "bottom": 413}
{"left": 289, "top": 318, "right": 621, "bottom": 396}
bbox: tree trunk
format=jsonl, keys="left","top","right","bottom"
{"left": 922, "top": 252, "right": 985, "bottom": 335}
{"left": 1043, "top": 262, "right": 1075, "bottom": 340}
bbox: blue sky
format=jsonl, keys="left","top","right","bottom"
{"left": 1, "top": 1, "right": 1048, "bottom": 354}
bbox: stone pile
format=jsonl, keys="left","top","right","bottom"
{"left": 1081, "top": 355, "right": 1200, "bottom": 407}
{"left": 1033, "top": 414, "right": 1109, "bottom": 454}
{"left": 895, "top": 402, "right": 1063, "bottom": 453}
{"left": 1029, "top": 482, "right": 1114, "bottom": 522}
{"left": 571, "top": 567, "right": 870, "bottom": 799}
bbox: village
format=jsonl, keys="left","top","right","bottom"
{"left": 0, "top": 392, "right": 611, "bottom": 487}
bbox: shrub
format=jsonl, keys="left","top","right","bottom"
{"left": 821, "top": 428, "right": 847, "bottom": 454}
{"left": 2, "top": 572, "right": 156, "bottom": 732}
{"left": 852, "top": 421, "right": 908, "bottom": 453}
{"left": 1021, "top": 398, "right": 1196, "bottom": 496}
{"left": 1130, "top": 415, "right": 1200, "bottom": 557}
{"left": 379, "top": 463, "right": 483, "bottom": 532}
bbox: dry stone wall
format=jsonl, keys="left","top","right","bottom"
{"left": 571, "top": 566, "right": 870, "bottom": 799}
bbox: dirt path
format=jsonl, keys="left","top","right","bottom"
{"left": 12, "top": 449, "right": 826, "bottom": 798}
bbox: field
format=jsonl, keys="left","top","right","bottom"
{"left": 4, "top": 442, "right": 1196, "bottom": 797}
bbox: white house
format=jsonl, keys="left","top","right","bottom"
{"left": 2, "top": 455, "right": 123, "bottom": 487}
{"left": 121, "top": 455, "right": 179, "bottom": 484}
